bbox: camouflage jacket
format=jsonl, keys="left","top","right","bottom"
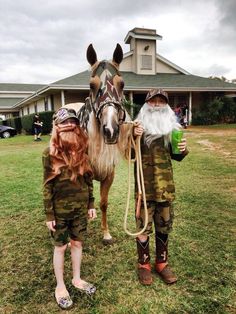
{"left": 135, "top": 136, "right": 188, "bottom": 203}
{"left": 42, "top": 147, "right": 94, "bottom": 221}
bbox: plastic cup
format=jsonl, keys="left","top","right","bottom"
{"left": 171, "top": 130, "right": 183, "bottom": 154}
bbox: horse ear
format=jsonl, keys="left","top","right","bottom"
{"left": 87, "top": 44, "right": 97, "bottom": 66}
{"left": 112, "top": 43, "right": 123, "bottom": 65}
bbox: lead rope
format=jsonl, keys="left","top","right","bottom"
{"left": 124, "top": 122, "right": 148, "bottom": 236}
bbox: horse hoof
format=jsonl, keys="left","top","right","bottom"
{"left": 102, "top": 238, "right": 114, "bottom": 245}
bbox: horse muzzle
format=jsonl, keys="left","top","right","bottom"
{"left": 103, "top": 125, "right": 119, "bottom": 144}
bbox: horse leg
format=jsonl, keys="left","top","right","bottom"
{"left": 100, "top": 170, "right": 115, "bottom": 245}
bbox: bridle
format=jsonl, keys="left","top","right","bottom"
{"left": 89, "top": 61, "right": 126, "bottom": 125}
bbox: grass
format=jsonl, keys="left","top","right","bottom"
{"left": 0, "top": 128, "right": 235, "bottom": 314}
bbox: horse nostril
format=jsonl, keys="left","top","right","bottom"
{"left": 103, "top": 125, "right": 111, "bottom": 137}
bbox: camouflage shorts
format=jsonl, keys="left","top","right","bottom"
{"left": 136, "top": 201, "right": 174, "bottom": 235}
{"left": 51, "top": 205, "right": 88, "bottom": 246}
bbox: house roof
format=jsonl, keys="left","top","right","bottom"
{"left": 124, "top": 27, "right": 162, "bottom": 44}
{"left": 0, "top": 98, "right": 24, "bottom": 108}
{"left": 51, "top": 70, "right": 236, "bottom": 92}
{"left": 11, "top": 71, "right": 236, "bottom": 109}
{"left": 0, "top": 83, "right": 45, "bottom": 92}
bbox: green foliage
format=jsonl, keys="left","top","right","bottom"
{"left": 38, "top": 111, "right": 54, "bottom": 134}
{"left": 123, "top": 99, "right": 140, "bottom": 119}
{"left": 5, "top": 117, "right": 22, "bottom": 133}
{"left": 21, "top": 113, "right": 35, "bottom": 134}
{"left": 192, "top": 96, "right": 236, "bottom": 125}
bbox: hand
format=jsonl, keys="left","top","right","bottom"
{"left": 88, "top": 208, "right": 97, "bottom": 220}
{"left": 133, "top": 121, "right": 144, "bottom": 137}
{"left": 46, "top": 220, "right": 56, "bottom": 232}
{"left": 178, "top": 138, "right": 187, "bottom": 152}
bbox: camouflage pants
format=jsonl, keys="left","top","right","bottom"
{"left": 136, "top": 201, "right": 174, "bottom": 235}
{"left": 51, "top": 204, "right": 88, "bottom": 246}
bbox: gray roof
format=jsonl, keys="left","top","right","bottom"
{"left": 0, "top": 98, "right": 24, "bottom": 108}
{"left": 52, "top": 71, "right": 236, "bottom": 91}
{"left": 0, "top": 83, "right": 45, "bottom": 92}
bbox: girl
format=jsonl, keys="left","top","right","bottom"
{"left": 43, "top": 108, "right": 96, "bottom": 309}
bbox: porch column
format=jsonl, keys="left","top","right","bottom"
{"left": 61, "top": 90, "right": 65, "bottom": 107}
{"left": 189, "top": 92, "right": 192, "bottom": 125}
{"left": 129, "top": 91, "right": 134, "bottom": 118}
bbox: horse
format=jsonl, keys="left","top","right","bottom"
{"left": 65, "top": 44, "right": 132, "bottom": 244}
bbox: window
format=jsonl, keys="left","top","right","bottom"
{"left": 141, "top": 55, "right": 152, "bottom": 70}
{"left": 27, "top": 107, "right": 30, "bottom": 115}
{"left": 50, "top": 95, "right": 54, "bottom": 111}
{"left": 34, "top": 103, "right": 38, "bottom": 113}
{"left": 44, "top": 97, "right": 48, "bottom": 111}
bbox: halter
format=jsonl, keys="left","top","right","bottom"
{"left": 90, "top": 61, "right": 126, "bottom": 125}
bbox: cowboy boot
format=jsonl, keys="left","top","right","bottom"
{"left": 136, "top": 237, "right": 152, "bottom": 285}
{"left": 155, "top": 234, "right": 177, "bottom": 284}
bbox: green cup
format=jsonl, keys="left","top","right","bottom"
{"left": 171, "top": 130, "right": 183, "bottom": 154}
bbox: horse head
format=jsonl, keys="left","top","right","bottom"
{"left": 86, "top": 44, "right": 125, "bottom": 144}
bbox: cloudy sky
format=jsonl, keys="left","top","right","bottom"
{"left": 0, "top": 0, "right": 235, "bottom": 84}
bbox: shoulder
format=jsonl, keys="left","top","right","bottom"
{"left": 42, "top": 147, "right": 50, "bottom": 162}
{"left": 43, "top": 147, "right": 50, "bottom": 156}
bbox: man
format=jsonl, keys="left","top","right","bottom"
{"left": 133, "top": 88, "right": 188, "bottom": 285}
{"left": 33, "top": 114, "right": 43, "bottom": 141}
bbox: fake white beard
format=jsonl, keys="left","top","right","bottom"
{"left": 136, "top": 103, "right": 181, "bottom": 147}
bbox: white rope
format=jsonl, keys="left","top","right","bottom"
{"left": 123, "top": 122, "right": 148, "bottom": 237}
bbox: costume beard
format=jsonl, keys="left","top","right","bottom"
{"left": 49, "top": 124, "right": 92, "bottom": 182}
{"left": 136, "top": 103, "right": 181, "bottom": 147}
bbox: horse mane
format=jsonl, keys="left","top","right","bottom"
{"left": 87, "top": 111, "right": 132, "bottom": 181}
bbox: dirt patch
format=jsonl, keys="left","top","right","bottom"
{"left": 196, "top": 139, "right": 234, "bottom": 158}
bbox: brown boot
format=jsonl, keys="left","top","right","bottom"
{"left": 155, "top": 235, "right": 177, "bottom": 284}
{"left": 136, "top": 238, "right": 152, "bottom": 285}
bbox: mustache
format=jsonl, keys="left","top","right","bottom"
{"left": 146, "top": 105, "right": 168, "bottom": 113}
{"left": 56, "top": 124, "right": 77, "bottom": 133}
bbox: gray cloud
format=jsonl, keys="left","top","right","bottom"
{"left": 0, "top": 0, "right": 235, "bottom": 83}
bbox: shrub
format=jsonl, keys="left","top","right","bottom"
{"left": 5, "top": 117, "right": 22, "bottom": 133}
{"left": 123, "top": 99, "right": 140, "bottom": 119}
{"left": 38, "top": 111, "right": 54, "bottom": 134}
{"left": 192, "top": 96, "right": 236, "bottom": 125}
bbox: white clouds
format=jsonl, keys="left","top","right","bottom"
{"left": 0, "top": 0, "right": 235, "bottom": 83}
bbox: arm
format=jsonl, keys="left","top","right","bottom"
{"left": 84, "top": 173, "right": 96, "bottom": 220}
{"left": 84, "top": 173, "right": 95, "bottom": 209}
{"left": 42, "top": 149, "right": 55, "bottom": 224}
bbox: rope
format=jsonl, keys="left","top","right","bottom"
{"left": 123, "top": 122, "right": 148, "bottom": 237}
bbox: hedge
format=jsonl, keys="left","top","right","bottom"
{"left": 5, "top": 117, "right": 22, "bottom": 133}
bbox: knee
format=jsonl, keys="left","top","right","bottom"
{"left": 54, "top": 244, "right": 67, "bottom": 254}
{"left": 137, "top": 234, "right": 148, "bottom": 242}
{"left": 70, "top": 239, "right": 82, "bottom": 249}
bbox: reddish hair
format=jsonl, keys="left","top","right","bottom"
{"left": 49, "top": 123, "right": 92, "bottom": 182}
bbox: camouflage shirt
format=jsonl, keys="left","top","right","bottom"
{"left": 42, "top": 147, "right": 94, "bottom": 221}
{"left": 135, "top": 136, "right": 188, "bottom": 203}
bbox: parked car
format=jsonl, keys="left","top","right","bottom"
{"left": 0, "top": 125, "right": 17, "bottom": 138}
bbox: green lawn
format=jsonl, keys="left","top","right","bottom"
{"left": 0, "top": 129, "right": 235, "bottom": 314}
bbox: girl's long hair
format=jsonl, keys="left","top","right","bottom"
{"left": 49, "top": 123, "right": 92, "bottom": 182}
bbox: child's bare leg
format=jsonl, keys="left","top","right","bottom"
{"left": 71, "top": 240, "right": 96, "bottom": 294}
{"left": 53, "top": 244, "right": 68, "bottom": 295}
{"left": 70, "top": 240, "right": 84, "bottom": 285}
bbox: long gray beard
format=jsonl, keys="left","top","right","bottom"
{"left": 136, "top": 103, "right": 181, "bottom": 147}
